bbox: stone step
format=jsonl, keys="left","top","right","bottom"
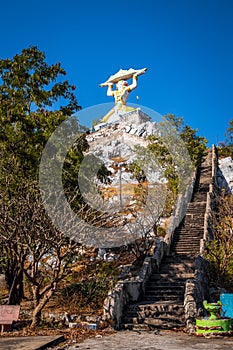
{"left": 177, "top": 226, "right": 204, "bottom": 228}
{"left": 172, "top": 242, "right": 201, "bottom": 245}
{"left": 158, "top": 262, "right": 194, "bottom": 268}
{"left": 172, "top": 239, "right": 202, "bottom": 242}
{"left": 180, "top": 219, "right": 204, "bottom": 222}
{"left": 186, "top": 209, "right": 205, "bottom": 213}
{"left": 174, "top": 226, "right": 204, "bottom": 230}
{"left": 171, "top": 243, "right": 201, "bottom": 247}
{"left": 188, "top": 202, "right": 207, "bottom": 206}
{"left": 146, "top": 281, "right": 184, "bottom": 292}
{"left": 171, "top": 246, "right": 200, "bottom": 250}
{"left": 188, "top": 209, "right": 205, "bottom": 212}
{"left": 172, "top": 251, "right": 199, "bottom": 255}
{"left": 162, "top": 256, "right": 194, "bottom": 262}
{"left": 170, "top": 251, "right": 199, "bottom": 255}
{"left": 172, "top": 242, "right": 200, "bottom": 245}
{"left": 157, "top": 270, "right": 194, "bottom": 275}
{"left": 143, "top": 289, "right": 184, "bottom": 295}
{"left": 120, "top": 320, "right": 185, "bottom": 331}
{"left": 122, "top": 309, "right": 184, "bottom": 323}
{"left": 144, "top": 293, "right": 184, "bottom": 300}
{"left": 150, "top": 273, "right": 194, "bottom": 280}
{"left": 182, "top": 216, "right": 204, "bottom": 219}
{"left": 121, "top": 315, "right": 185, "bottom": 326}
{"left": 172, "top": 241, "right": 202, "bottom": 244}
{"left": 191, "top": 196, "right": 207, "bottom": 201}
{"left": 157, "top": 271, "right": 194, "bottom": 276}
{"left": 146, "top": 284, "right": 185, "bottom": 290}
{"left": 123, "top": 307, "right": 184, "bottom": 319}
{"left": 186, "top": 208, "right": 206, "bottom": 211}
{"left": 126, "top": 301, "right": 184, "bottom": 310}
{"left": 186, "top": 209, "right": 205, "bottom": 214}
{"left": 185, "top": 214, "right": 205, "bottom": 217}
{"left": 172, "top": 239, "right": 201, "bottom": 243}
{"left": 170, "top": 249, "right": 199, "bottom": 253}
{"left": 171, "top": 245, "right": 200, "bottom": 248}
{"left": 143, "top": 296, "right": 183, "bottom": 302}
{"left": 143, "top": 292, "right": 184, "bottom": 304}
{"left": 173, "top": 232, "right": 203, "bottom": 236}
{"left": 182, "top": 220, "right": 204, "bottom": 224}
{"left": 181, "top": 221, "right": 204, "bottom": 224}
{"left": 175, "top": 225, "right": 204, "bottom": 229}
{"left": 175, "top": 230, "right": 203, "bottom": 233}
{"left": 158, "top": 267, "right": 194, "bottom": 273}
{"left": 123, "top": 302, "right": 185, "bottom": 325}
{"left": 172, "top": 247, "right": 200, "bottom": 250}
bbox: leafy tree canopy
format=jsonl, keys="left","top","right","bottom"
{"left": 218, "top": 118, "right": 233, "bottom": 158}
{"left": 0, "top": 46, "right": 82, "bottom": 178}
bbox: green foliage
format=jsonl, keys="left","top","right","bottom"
{"left": 0, "top": 46, "right": 79, "bottom": 116}
{"left": 180, "top": 125, "right": 207, "bottom": 166}
{"left": 225, "top": 118, "right": 233, "bottom": 146}
{"left": 155, "top": 225, "right": 167, "bottom": 237}
{"left": 149, "top": 114, "right": 207, "bottom": 190}
{"left": 129, "top": 115, "right": 207, "bottom": 216}
{"left": 128, "top": 162, "right": 146, "bottom": 183}
{"left": 217, "top": 143, "right": 233, "bottom": 158}
{"left": 0, "top": 46, "right": 82, "bottom": 181}
{"left": 147, "top": 133, "right": 180, "bottom": 200}
{"left": 162, "top": 114, "right": 207, "bottom": 167}
{"left": 217, "top": 118, "right": 233, "bottom": 158}
{"left": 57, "top": 261, "right": 118, "bottom": 311}
{"left": 91, "top": 118, "right": 102, "bottom": 128}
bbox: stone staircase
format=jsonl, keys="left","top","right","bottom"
{"left": 120, "top": 155, "right": 212, "bottom": 331}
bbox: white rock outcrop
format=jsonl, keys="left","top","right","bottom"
{"left": 218, "top": 156, "right": 233, "bottom": 193}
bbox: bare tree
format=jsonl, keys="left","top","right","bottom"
{"left": 0, "top": 178, "right": 129, "bottom": 327}
{"left": 0, "top": 180, "right": 99, "bottom": 327}
{"left": 204, "top": 194, "right": 233, "bottom": 288}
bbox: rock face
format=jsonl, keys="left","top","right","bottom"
{"left": 86, "top": 108, "right": 163, "bottom": 187}
{"left": 218, "top": 156, "right": 233, "bottom": 193}
{"left": 81, "top": 108, "right": 167, "bottom": 247}
{"left": 85, "top": 109, "right": 166, "bottom": 210}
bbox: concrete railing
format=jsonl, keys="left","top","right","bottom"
{"left": 184, "top": 255, "right": 210, "bottom": 333}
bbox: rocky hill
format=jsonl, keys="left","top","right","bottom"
{"left": 80, "top": 108, "right": 167, "bottom": 247}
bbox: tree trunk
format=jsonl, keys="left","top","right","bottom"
{"left": 30, "top": 287, "right": 54, "bottom": 328}
{"left": 5, "top": 264, "right": 24, "bottom": 305}
{"left": 30, "top": 307, "right": 42, "bottom": 329}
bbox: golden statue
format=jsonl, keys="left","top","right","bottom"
{"left": 100, "top": 68, "right": 147, "bottom": 122}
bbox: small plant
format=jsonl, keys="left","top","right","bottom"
{"left": 56, "top": 261, "right": 118, "bottom": 313}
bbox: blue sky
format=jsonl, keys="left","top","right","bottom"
{"left": 1, "top": 0, "right": 233, "bottom": 145}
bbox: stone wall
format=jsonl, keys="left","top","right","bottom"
{"left": 103, "top": 247, "right": 161, "bottom": 329}
{"left": 184, "top": 255, "right": 210, "bottom": 333}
